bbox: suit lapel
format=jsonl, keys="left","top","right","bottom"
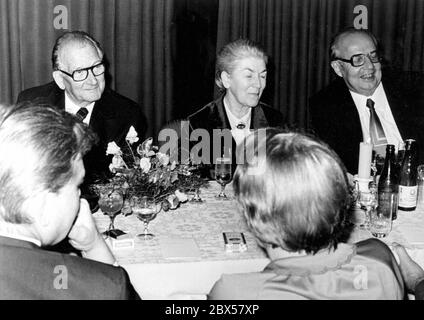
{"left": 251, "top": 105, "right": 269, "bottom": 129}
{"left": 45, "top": 84, "right": 65, "bottom": 110}
{"left": 212, "top": 97, "right": 231, "bottom": 130}
{"left": 89, "top": 90, "right": 128, "bottom": 146}
{"left": 383, "top": 81, "right": 409, "bottom": 138}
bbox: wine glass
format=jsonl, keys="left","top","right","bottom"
{"left": 133, "top": 196, "right": 162, "bottom": 240}
{"left": 190, "top": 187, "right": 203, "bottom": 202}
{"left": 215, "top": 157, "right": 232, "bottom": 199}
{"left": 358, "top": 189, "right": 377, "bottom": 230}
{"left": 98, "top": 186, "right": 124, "bottom": 237}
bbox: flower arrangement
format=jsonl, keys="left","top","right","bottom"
{"left": 104, "top": 126, "right": 207, "bottom": 211}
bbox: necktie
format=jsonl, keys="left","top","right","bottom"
{"left": 75, "top": 107, "right": 89, "bottom": 122}
{"left": 366, "top": 98, "right": 387, "bottom": 155}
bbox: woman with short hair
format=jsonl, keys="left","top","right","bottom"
{"left": 208, "top": 129, "right": 404, "bottom": 300}
{"left": 187, "top": 39, "right": 285, "bottom": 175}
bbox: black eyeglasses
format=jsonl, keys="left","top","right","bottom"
{"left": 333, "top": 51, "right": 381, "bottom": 67}
{"left": 58, "top": 61, "right": 105, "bottom": 82}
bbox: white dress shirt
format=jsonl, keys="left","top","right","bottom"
{"left": 64, "top": 92, "right": 95, "bottom": 125}
{"left": 223, "top": 101, "right": 252, "bottom": 146}
{"left": 350, "top": 82, "right": 404, "bottom": 152}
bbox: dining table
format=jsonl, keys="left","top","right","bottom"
{"left": 94, "top": 181, "right": 424, "bottom": 300}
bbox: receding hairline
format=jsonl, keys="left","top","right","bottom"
{"left": 331, "top": 29, "right": 377, "bottom": 59}
{"left": 55, "top": 37, "right": 103, "bottom": 69}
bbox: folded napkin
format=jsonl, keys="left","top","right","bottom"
{"left": 160, "top": 237, "right": 201, "bottom": 259}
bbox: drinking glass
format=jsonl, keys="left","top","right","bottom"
{"left": 133, "top": 196, "right": 162, "bottom": 240}
{"left": 215, "top": 157, "right": 232, "bottom": 199}
{"left": 358, "top": 190, "right": 377, "bottom": 230}
{"left": 370, "top": 194, "right": 395, "bottom": 238}
{"left": 190, "top": 188, "right": 203, "bottom": 203}
{"left": 98, "top": 186, "right": 124, "bottom": 237}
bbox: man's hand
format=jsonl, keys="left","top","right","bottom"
{"left": 68, "top": 198, "right": 100, "bottom": 252}
{"left": 393, "top": 243, "right": 424, "bottom": 293}
{"left": 68, "top": 198, "right": 116, "bottom": 265}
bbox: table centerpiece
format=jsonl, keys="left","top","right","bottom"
{"left": 92, "top": 126, "right": 208, "bottom": 214}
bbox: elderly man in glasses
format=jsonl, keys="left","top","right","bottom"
{"left": 17, "top": 31, "right": 146, "bottom": 183}
{"left": 309, "top": 27, "right": 424, "bottom": 174}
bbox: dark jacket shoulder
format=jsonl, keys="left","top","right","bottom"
{"left": 188, "top": 95, "right": 284, "bottom": 129}
{"left": 17, "top": 82, "right": 62, "bottom": 105}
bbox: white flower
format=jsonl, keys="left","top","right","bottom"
{"left": 109, "top": 154, "right": 126, "bottom": 173}
{"left": 126, "top": 126, "right": 139, "bottom": 144}
{"left": 106, "top": 141, "right": 122, "bottom": 156}
{"left": 167, "top": 194, "right": 180, "bottom": 210}
{"left": 175, "top": 190, "right": 188, "bottom": 203}
{"left": 139, "top": 157, "right": 151, "bottom": 173}
{"left": 156, "top": 152, "right": 170, "bottom": 166}
{"left": 137, "top": 137, "right": 153, "bottom": 156}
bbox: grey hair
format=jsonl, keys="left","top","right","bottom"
{"left": 330, "top": 27, "right": 378, "bottom": 60}
{"left": 52, "top": 30, "right": 104, "bottom": 70}
{"left": 0, "top": 102, "right": 96, "bottom": 224}
{"left": 215, "top": 39, "right": 268, "bottom": 91}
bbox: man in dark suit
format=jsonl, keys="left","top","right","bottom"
{"left": 0, "top": 103, "right": 139, "bottom": 299}
{"left": 309, "top": 28, "right": 423, "bottom": 174}
{"left": 17, "top": 31, "right": 146, "bottom": 183}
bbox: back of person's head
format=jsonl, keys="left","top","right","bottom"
{"left": 0, "top": 103, "right": 95, "bottom": 224}
{"left": 233, "top": 128, "right": 352, "bottom": 254}
{"left": 215, "top": 38, "right": 268, "bottom": 90}
{"left": 52, "top": 30, "right": 104, "bottom": 70}
{"left": 330, "top": 27, "right": 378, "bottom": 60}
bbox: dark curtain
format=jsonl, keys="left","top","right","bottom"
{"left": 173, "top": 0, "right": 219, "bottom": 119}
{"left": 1, "top": 0, "right": 423, "bottom": 135}
{"left": 216, "top": 0, "right": 424, "bottom": 129}
{"left": 0, "top": 0, "right": 174, "bottom": 137}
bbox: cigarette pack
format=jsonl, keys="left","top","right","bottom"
{"left": 223, "top": 232, "right": 247, "bottom": 253}
{"left": 107, "top": 233, "right": 135, "bottom": 250}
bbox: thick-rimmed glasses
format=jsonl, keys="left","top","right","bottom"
{"left": 333, "top": 51, "right": 381, "bottom": 67}
{"left": 58, "top": 61, "right": 105, "bottom": 82}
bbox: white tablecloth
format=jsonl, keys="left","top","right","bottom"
{"left": 94, "top": 182, "right": 424, "bottom": 299}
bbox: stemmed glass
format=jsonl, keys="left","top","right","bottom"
{"left": 133, "top": 196, "right": 162, "bottom": 240}
{"left": 215, "top": 157, "right": 232, "bottom": 199}
{"left": 190, "top": 187, "right": 203, "bottom": 202}
{"left": 98, "top": 186, "right": 124, "bottom": 237}
{"left": 358, "top": 186, "right": 378, "bottom": 230}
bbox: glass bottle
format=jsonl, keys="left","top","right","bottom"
{"left": 377, "top": 144, "right": 398, "bottom": 220}
{"left": 398, "top": 139, "right": 418, "bottom": 211}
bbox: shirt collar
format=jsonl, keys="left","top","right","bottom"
{"left": 64, "top": 92, "right": 95, "bottom": 122}
{"left": 264, "top": 243, "right": 356, "bottom": 276}
{"left": 349, "top": 82, "right": 384, "bottom": 108}
{"left": 223, "top": 101, "right": 252, "bottom": 130}
{"left": 0, "top": 230, "right": 41, "bottom": 247}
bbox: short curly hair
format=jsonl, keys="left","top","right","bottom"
{"left": 233, "top": 128, "right": 352, "bottom": 254}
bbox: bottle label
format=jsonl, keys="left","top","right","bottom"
{"left": 398, "top": 185, "right": 418, "bottom": 208}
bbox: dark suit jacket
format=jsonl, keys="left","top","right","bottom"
{"left": 0, "top": 236, "right": 140, "bottom": 300}
{"left": 17, "top": 81, "right": 147, "bottom": 182}
{"left": 187, "top": 94, "right": 285, "bottom": 175}
{"left": 309, "top": 73, "right": 424, "bottom": 174}
{"left": 416, "top": 279, "right": 424, "bottom": 300}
